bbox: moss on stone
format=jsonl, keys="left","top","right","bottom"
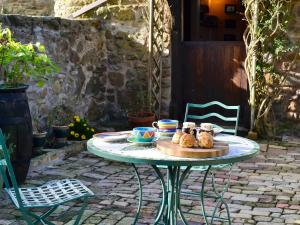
{"left": 114, "top": 9, "right": 135, "bottom": 21}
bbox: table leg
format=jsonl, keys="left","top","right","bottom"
{"left": 177, "top": 166, "right": 192, "bottom": 225}
{"left": 152, "top": 165, "right": 168, "bottom": 225}
{"left": 132, "top": 164, "right": 143, "bottom": 225}
{"left": 152, "top": 165, "right": 192, "bottom": 225}
{"left": 152, "top": 164, "right": 232, "bottom": 225}
{"left": 200, "top": 165, "right": 233, "bottom": 225}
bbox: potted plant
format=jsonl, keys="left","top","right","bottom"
{"left": 126, "top": 87, "right": 156, "bottom": 128}
{"left": 0, "top": 24, "right": 58, "bottom": 183}
{"left": 32, "top": 113, "right": 48, "bottom": 155}
{"left": 69, "top": 115, "right": 95, "bottom": 141}
{"left": 48, "top": 105, "right": 72, "bottom": 145}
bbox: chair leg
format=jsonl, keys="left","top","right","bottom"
{"left": 73, "top": 197, "right": 88, "bottom": 225}
{"left": 32, "top": 206, "right": 58, "bottom": 225}
{"left": 18, "top": 198, "right": 89, "bottom": 225}
{"left": 40, "top": 219, "right": 56, "bottom": 225}
{"left": 20, "top": 209, "right": 36, "bottom": 225}
{"left": 21, "top": 207, "right": 58, "bottom": 225}
{"left": 40, "top": 206, "right": 58, "bottom": 220}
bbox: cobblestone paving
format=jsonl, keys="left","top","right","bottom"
{"left": 1, "top": 141, "right": 300, "bottom": 225}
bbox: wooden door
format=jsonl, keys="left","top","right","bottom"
{"left": 181, "top": 41, "right": 249, "bottom": 125}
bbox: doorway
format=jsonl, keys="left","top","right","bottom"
{"left": 175, "top": 0, "right": 249, "bottom": 127}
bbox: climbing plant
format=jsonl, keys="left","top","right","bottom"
{"left": 243, "top": 0, "right": 300, "bottom": 137}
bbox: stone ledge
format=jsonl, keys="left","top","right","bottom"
{"left": 29, "top": 141, "right": 86, "bottom": 172}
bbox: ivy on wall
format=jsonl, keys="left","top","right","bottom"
{"left": 243, "top": 0, "right": 300, "bottom": 137}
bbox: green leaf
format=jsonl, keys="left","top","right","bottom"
{"left": 0, "top": 24, "right": 59, "bottom": 88}
{"left": 36, "top": 80, "right": 45, "bottom": 87}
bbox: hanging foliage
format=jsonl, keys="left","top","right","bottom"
{"left": 243, "top": 0, "right": 300, "bottom": 137}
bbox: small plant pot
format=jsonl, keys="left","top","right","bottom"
{"left": 127, "top": 112, "right": 156, "bottom": 128}
{"left": 52, "top": 125, "right": 69, "bottom": 144}
{"left": 247, "top": 131, "right": 258, "bottom": 140}
{"left": 32, "top": 132, "right": 47, "bottom": 151}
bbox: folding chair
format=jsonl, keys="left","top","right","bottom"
{"left": 181, "top": 101, "right": 240, "bottom": 224}
{"left": 0, "top": 128, "right": 94, "bottom": 225}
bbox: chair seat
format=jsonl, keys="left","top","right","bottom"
{"left": 6, "top": 179, "right": 94, "bottom": 208}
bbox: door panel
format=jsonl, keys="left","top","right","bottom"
{"left": 182, "top": 41, "right": 249, "bottom": 125}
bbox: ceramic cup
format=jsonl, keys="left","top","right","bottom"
{"left": 152, "top": 119, "right": 178, "bottom": 133}
{"left": 132, "top": 127, "right": 157, "bottom": 142}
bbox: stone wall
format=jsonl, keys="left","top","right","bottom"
{"left": 0, "top": 14, "right": 171, "bottom": 130}
{"left": 53, "top": 0, "right": 172, "bottom": 117}
{"left": 1, "top": 0, "right": 54, "bottom": 16}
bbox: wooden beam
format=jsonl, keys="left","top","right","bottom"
{"left": 72, "top": 0, "right": 107, "bottom": 18}
{"left": 168, "top": 0, "right": 184, "bottom": 120}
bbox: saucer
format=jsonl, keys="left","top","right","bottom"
{"left": 94, "top": 131, "right": 130, "bottom": 142}
{"left": 127, "top": 137, "right": 158, "bottom": 145}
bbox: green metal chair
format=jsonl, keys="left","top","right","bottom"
{"left": 184, "top": 101, "right": 240, "bottom": 135}
{"left": 0, "top": 128, "right": 95, "bottom": 225}
{"left": 181, "top": 101, "right": 240, "bottom": 224}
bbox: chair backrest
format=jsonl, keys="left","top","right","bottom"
{"left": 184, "top": 101, "right": 240, "bottom": 135}
{"left": 0, "top": 128, "right": 23, "bottom": 208}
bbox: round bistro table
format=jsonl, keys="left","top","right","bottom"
{"left": 87, "top": 134, "right": 259, "bottom": 225}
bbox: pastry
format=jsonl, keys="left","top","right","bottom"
{"left": 172, "top": 130, "right": 183, "bottom": 144}
{"left": 179, "top": 133, "right": 196, "bottom": 148}
{"left": 193, "top": 140, "right": 199, "bottom": 148}
{"left": 198, "top": 132, "right": 214, "bottom": 148}
{"left": 200, "top": 123, "right": 214, "bottom": 136}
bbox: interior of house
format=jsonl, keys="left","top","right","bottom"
{"left": 183, "top": 0, "right": 247, "bottom": 41}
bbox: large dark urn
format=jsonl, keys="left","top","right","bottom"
{"left": 0, "top": 85, "right": 32, "bottom": 184}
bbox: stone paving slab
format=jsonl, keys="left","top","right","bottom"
{"left": 1, "top": 142, "right": 300, "bottom": 224}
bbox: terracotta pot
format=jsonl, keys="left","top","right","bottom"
{"left": 127, "top": 112, "right": 156, "bottom": 128}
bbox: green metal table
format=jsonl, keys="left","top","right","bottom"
{"left": 87, "top": 134, "right": 259, "bottom": 225}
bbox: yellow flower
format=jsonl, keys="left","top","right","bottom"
{"left": 74, "top": 115, "right": 78, "bottom": 120}
{"left": 81, "top": 135, "right": 86, "bottom": 140}
{"left": 69, "top": 123, "right": 74, "bottom": 127}
{"left": 83, "top": 123, "right": 87, "bottom": 127}
{"left": 91, "top": 128, "right": 95, "bottom": 132}
{"left": 75, "top": 133, "right": 79, "bottom": 138}
{"left": 86, "top": 128, "right": 90, "bottom": 131}
{"left": 76, "top": 118, "right": 80, "bottom": 122}
{"left": 70, "top": 131, "right": 75, "bottom": 135}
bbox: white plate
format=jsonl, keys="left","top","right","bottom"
{"left": 127, "top": 137, "right": 158, "bottom": 145}
{"left": 213, "top": 127, "right": 224, "bottom": 134}
{"left": 94, "top": 131, "right": 131, "bottom": 142}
